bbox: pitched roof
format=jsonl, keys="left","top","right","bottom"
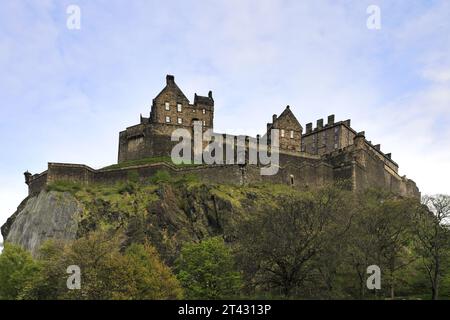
{"left": 276, "top": 105, "right": 302, "bottom": 129}
{"left": 153, "top": 75, "right": 190, "bottom": 103}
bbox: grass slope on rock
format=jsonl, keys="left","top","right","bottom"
{"left": 45, "top": 171, "right": 299, "bottom": 266}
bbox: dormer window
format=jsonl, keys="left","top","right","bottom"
{"left": 177, "top": 103, "right": 182, "bottom": 112}
{"left": 165, "top": 116, "right": 171, "bottom": 123}
{"left": 165, "top": 102, "right": 170, "bottom": 111}
{"left": 281, "top": 129, "right": 285, "bottom": 138}
{"left": 202, "top": 109, "right": 206, "bottom": 114}
{"left": 290, "top": 130, "right": 294, "bottom": 139}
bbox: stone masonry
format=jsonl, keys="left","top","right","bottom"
{"left": 23, "top": 75, "right": 420, "bottom": 199}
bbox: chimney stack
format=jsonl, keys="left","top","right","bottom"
{"left": 272, "top": 114, "right": 277, "bottom": 122}
{"left": 306, "top": 123, "right": 312, "bottom": 134}
{"left": 166, "top": 74, "right": 175, "bottom": 85}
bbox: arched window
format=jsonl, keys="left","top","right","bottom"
{"left": 290, "top": 174, "right": 294, "bottom": 186}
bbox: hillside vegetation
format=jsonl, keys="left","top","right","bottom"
{"left": 1, "top": 170, "right": 449, "bottom": 300}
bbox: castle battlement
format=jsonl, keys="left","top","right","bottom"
{"left": 23, "top": 75, "right": 420, "bottom": 199}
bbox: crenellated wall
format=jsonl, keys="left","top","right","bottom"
{"left": 25, "top": 133, "right": 420, "bottom": 199}
{"left": 25, "top": 75, "right": 420, "bottom": 200}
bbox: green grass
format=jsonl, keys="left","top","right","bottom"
{"left": 210, "top": 185, "right": 246, "bottom": 208}
{"left": 102, "top": 156, "right": 198, "bottom": 170}
{"left": 46, "top": 180, "right": 82, "bottom": 193}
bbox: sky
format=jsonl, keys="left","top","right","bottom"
{"left": 1, "top": 0, "right": 450, "bottom": 244}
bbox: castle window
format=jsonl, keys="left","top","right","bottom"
{"left": 334, "top": 143, "right": 338, "bottom": 149}
{"left": 281, "top": 129, "right": 285, "bottom": 137}
{"left": 203, "top": 120, "right": 206, "bottom": 126}
{"left": 192, "top": 109, "right": 196, "bottom": 113}
{"left": 290, "top": 130, "right": 294, "bottom": 139}
{"left": 335, "top": 127, "right": 339, "bottom": 133}
{"left": 165, "top": 116, "right": 171, "bottom": 123}
{"left": 290, "top": 174, "right": 294, "bottom": 186}
{"left": 177, "top": 117, "right": 182, "bottom": 124}
{"left": 165, "top": 102, "right": 170, "bottom": 110}
{"left": 202, "top": 109, "right": 206, "bottom": 114}
{"left": 177, "top": 103, "right": 182, "bottom": 112}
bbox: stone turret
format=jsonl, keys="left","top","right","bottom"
{"left": 24, "top": 171, "right": 32, "bottom": 185}
{"left": 354, "top": 131, "right": 365, "bottom": 149}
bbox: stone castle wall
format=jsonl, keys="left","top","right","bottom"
{"left": 118, "top": 123, "right": 182, "bottom": 162}
{"left": 25, "top": 133, "right": 420, "bottom": 199}
{"left": 24, "top": 75, "right": 420, "bottom": 199}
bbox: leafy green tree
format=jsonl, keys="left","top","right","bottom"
{"left": 346, "top": 190, "right": 418, "bottom": 299}
{"left": 414, "top": 195, "right": 450, "bottom": 300}
{"left": 20, "top": 231, "right": 183, "bottom": 300}
{"left": 176, "top": 237, "right": 241, "bottom": 299}
{"left": 236, "top": 186, "right": 353, "bottom": 298}
{"left": 0, "top": 243, "right": 40, "bottom": 299}
{"left": 124, "top": 243, "right": 183, "bottom": 299}
{"left": 19, "top": 240, "right": 68, "bottom": 299}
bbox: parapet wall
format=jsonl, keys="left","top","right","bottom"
{"left": 26, "top": 134, "right": 420, "bottom": 199}
{"left": 26, "top": 153, "right": 337, "bottom": 196}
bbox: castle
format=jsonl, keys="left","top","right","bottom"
{"left": 24, "top": 75, "right": 420, "bottom": 198}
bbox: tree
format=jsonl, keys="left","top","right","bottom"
{"left": 124, "top": 243, "right": 183, "bottom": 299}
{"left": 0, "top": 243, "right": 40, "bottom": 299}
{"left": 377, "top": 198, "right": 417, "bottom": 299}
{"left": 347, "top": 190, "right": 417, "bottom": 299}
{"left": 414, "top": 195, "right": 450, "bottom": 300}
{"left": 176, "top": 237, "right": 241, "bottom": 299}
{"left": 21, "top": 231, "right": 183, "bottom": 300}
{"left": 236, "top": 186, "right": 353, "bottom": 298}
{"left": 19, "top": 240, "right": 69, "bottom": 299}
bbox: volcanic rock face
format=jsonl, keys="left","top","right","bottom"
{"left": 2, "top": 191, "right": 82, "bottom": 255}
{"left": 0, "top": 180, "right": 286, "bottom": 261}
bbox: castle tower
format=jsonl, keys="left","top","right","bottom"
{"left": 149, "top": 75, "right": 214, "bottom": 130}
{"left": 266, "top": 106, "right": 302, "bottom": 152}
{"left": 118, "top": 75, "right": 215, "bottom": 163}
{"left": 301, "top": 116, "right": 355, "bottom": 155}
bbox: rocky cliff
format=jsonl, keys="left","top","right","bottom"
{"left": 1, "top": 191, "right": 82, "bottom": 255}
{"left": 1, "top": 174, "right": 292, "bottom": 259}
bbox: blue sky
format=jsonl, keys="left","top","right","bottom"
{"left": 1, "top": 0, "right": 450, "bottom": 242}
